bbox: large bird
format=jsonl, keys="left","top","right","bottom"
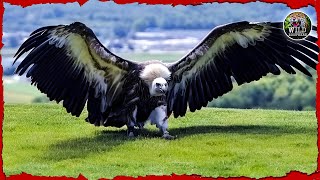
{"left": 14, "top": 21, "right": 318, "bottom": 139}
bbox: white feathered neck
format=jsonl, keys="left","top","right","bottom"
{"left": 140, "top": 62, "right": 171, "bottom": 86}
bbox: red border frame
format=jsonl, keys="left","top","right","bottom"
{"left": 1, "top": 0, "right": 319, "bottom": 179}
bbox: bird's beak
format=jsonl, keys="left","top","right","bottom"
{"left": 158, "top": 88, "right": 167, "bottom": 93}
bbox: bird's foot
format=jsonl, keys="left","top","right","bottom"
{"left": 127, "top": 126, "right": 136, "bottom": 138}
{"left": 162, "top": 131, "right": 176, "bottom": 140}
{"left": 127, "top": 131, "right": 135, "bottom": 138}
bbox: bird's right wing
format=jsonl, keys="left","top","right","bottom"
{"left": 14, "top": 22, "right": 139, "bottom": 118}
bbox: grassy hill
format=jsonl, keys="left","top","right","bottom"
{"left": 3, "top": 104, "right": 317, "bottom": 179}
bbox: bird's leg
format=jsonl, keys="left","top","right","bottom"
{"left": 149, "top": 105, "right": 175, "bottom": 140}
{"left": 127, "top": 106, "right": 138, "bottom": 138}
{"left": 127, "top": 121, "right": 135, "bottom": 138}
{"left": 137, "top": 122, "right": 145, "bottom": 135}
{"left": 159, "top": 116, "right": 175, "bottom": 140}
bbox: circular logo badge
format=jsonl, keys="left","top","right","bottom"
{"left": 283, "top": 12, "right": 312, "bottom": 40}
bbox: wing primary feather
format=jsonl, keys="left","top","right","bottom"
{"left": 177, "top": 85, "right": 188, "bottom": 117}
{"left": 222, "top": 49, "right": 246, "bottom": 85}
{"left": 14, "top": 33, "right": 43, "bottom": 58}
{"left": 201, "top": 70, "right": 214, "bottom": 100}
{"left": 26, "top": 64, "right": 38, "bottom": 78}
{"left": 251, "top": 46, "right": 279, "bottom": 75}
{"left": 188, "top": 82, "right": 196, "bottom": 112}
{"left": 15, "top": 40, "right": 52, "bottom": 74}
{"left": 191, "top": 75, "right": 201, "bottom": 110}
{"left": 195, "top": 74, "right": 206, "bottom": 108}
{"left": 28, "top": 29, "right": 48, "bottom": 38}
{"left": 63, "top": 72, "right": 85, "bottom": 116}
{"left": 207, "top": 62, "right": 224, "bottom": 96}
{"left": 181, "top": 83, "right": 190, "bottom": 116}
{"left": 244, "top": 53, "right": 265, "bottom": 80}
{"left": 49, "top": 87, "right": 60, "bottom": 101}
{"left": 287, "top": 47, "right": 318, "bottom": 69}
{"left": 269, "top": 37, "right": 317, "bottom": 70}
{"left": 254, "top": 43, "right": 281, "bottom": 65}
{"left": 167, "top": 87, "right": 175, "bottom": 112}
{"left": 206, "top": 64, "right": 222, "bottom": 96}
{"left": 249, "top": 49, "right": 267, "bottom": 68}
{"left": 71, "top": 74, "right": 88, "bottom": 116}
{"left": 266, "top": 34, "right": 319, "bottom": 57}
{"left": 289, "top": 40, "right": 319, "bottom": 53}
{"left": 29, "top": 25, "right": 56, "bottom": 36}
{"left": 173, "top": 92, "right": 182, "bottom": 118}
{"left": 199, "top": 71, "right": 211, "bottom": 100}
{"left": 203, "top": 65, "right": 218, "bottom": 98}
{"left": 256, "top": 43, "right": 296, "bottom": 74}
{"left": 281, "top": 53, "right": 312, "bottom": 76}
{"left": 14, "top": 34, "right": 50, "bottom": 61}
{"left": 304, "top": 36, "right": 318, "bottom": 43}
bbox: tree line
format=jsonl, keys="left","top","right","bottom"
{"left": 5, "top": 2, "right": 310, "bottom": 43}
{"left": 208, "top": 70, "right": 316, "bottom": 111}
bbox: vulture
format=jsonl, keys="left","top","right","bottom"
{"left": 14, "top": 21, "right": 318, "bottom": 139}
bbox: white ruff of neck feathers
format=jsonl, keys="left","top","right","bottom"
{"left": 140, "top": 64, "right": 171, "bottom": 85}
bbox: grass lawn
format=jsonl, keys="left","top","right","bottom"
{"left": 3, "top": 104, "right": 318, "bottom": 179}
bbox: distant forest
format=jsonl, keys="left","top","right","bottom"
{"left": 4, "top": 3, "right": 226, "bottom": 38}
{"left": 208, "top": 69, "right": 317, "bottom": 111}
{"left": 4, "top": 2, "right": 316, "bottom": 45}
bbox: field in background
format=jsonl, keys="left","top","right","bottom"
{"left": 3, "top": 105, "right": 317, "bottom": 179}
{"left": 4, "top": 78, "right": 44, "bottom": 103}
{"left": 120, "top": 52, "right": 185, "bottom": 62}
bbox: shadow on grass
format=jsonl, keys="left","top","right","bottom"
{"left": 169, "top": 124, "right": 315, "bottom": 138}
{"left": 43, "top": 124, "right": 315, "bottom": 162}
{"left": 43, "top": 130, "right": 129, "bottom": 161}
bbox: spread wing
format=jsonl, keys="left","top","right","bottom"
{"left": 167, "top": 21, "right": 318, "bottom": 118}
{"left": 14, "top": 22, "right": 138, "bottom": 117}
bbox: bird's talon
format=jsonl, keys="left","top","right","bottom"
{"left": 128, "top": 131, "right": 135, "bottom": 138}
{"left": 162, "top": 133, "right": 176, "bottom": 140}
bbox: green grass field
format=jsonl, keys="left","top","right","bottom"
{"left": 3, "top": 104, "right": 317, "bottom": 179}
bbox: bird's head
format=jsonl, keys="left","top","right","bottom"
{"left": 150, "top": 77, "right": 168, "bottom": 96}
{"left": 139, "top": 62, "right": 171, "bottom": 97}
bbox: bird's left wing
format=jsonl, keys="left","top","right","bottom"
{"left": 167, "top": 21, "right": 318, "bottom": 118}
{"left": 14, "top": 22, "right": 138, "bottom": 118}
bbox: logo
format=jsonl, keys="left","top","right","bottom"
{"left": 283, "top": 12, "right": 312, "bottom": 40}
